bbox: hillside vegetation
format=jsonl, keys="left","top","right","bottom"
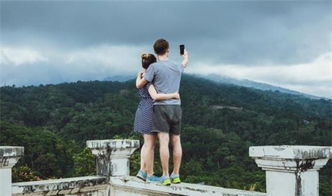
{"left": 0, "top": 75, "right": 331, "bottom": 195}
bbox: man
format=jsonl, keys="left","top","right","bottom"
{"left": 137, "top": 38, "right": 189, "bottom": 185}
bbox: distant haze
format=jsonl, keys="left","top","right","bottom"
{"left": 1, "top": 1, "right": 331, "bottom": 98}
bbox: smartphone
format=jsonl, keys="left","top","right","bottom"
{"left": 180, "top": 44, "right": 185, "bottom": 55}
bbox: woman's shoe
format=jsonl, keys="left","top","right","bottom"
{"left": 136, "top": 170, "right": 147, "bottom": 181}
{"left": 170, "top": 173, "right": 181, "bottom": 184}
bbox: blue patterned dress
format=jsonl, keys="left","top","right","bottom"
{"left": 134, "top": 83, "right": 154, "bottom": 134}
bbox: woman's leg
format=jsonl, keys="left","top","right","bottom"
{"left": 143, "top": 134, "right": 157, "bottom": 176}
{"left": 140, "top": 142, "right": 147, "bottom": 172}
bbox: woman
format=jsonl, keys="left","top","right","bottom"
{"left": 134, "top": 53, "right": 179, "bottom": 182}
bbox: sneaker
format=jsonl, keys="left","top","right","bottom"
{"left": 146, "top": 175, "right": 161, "bottom": 182}
{"left": 136, "top": 170, "right": 147, "bottom": 181}
{"left": 170, "top": 173, "right": 181, "bottom": 184}
{"left": 160, "top": 176, "right": 171, "bottom": 186}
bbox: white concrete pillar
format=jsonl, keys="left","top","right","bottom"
{"left": 0, "top": 146, "right": 24, "bottom": 196}
{"left": 86, "top": 139, "right": 139, "bottom": 177}
{"left": 249, "top": 145, "right": 332, "bottom": 196}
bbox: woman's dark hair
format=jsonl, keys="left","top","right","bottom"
{"left": 141, "top": 53, "right": 157, "bottom": 69}
{"left": 153, "top": 39, "right": 169, "bottom": 55}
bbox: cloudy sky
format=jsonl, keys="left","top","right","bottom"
{"left": 1, "top": 0, "right": 331, "bottom": 98}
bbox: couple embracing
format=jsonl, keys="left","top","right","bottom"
{"left": 134, "top": 38, "right": 189, "bottom": 186}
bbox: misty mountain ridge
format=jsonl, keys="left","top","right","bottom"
{"left": 103, "top": 74, "right": 324, "bottom": 100}
{"left": 103, "top": 75, "right": 135, "bottom": 82}
{"left": 198, "top": 74, "right": 322, "bottom": 100}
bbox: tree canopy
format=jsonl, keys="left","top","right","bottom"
{"left": 1, "top": 75, "right": 331, "bottom": 195}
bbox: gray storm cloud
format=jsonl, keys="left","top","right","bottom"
{"left": 0, "top": 1, "right": 331, "bottom": 98}
{"left": 1, "top": 1, "right": 331, "bottom": 64}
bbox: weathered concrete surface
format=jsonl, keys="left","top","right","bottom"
{"left": 11, "top": 176, "right": 266, "bottom": 196}
{"left": 3, "top": 144, "right": 330, "bottom": 196}
{"left": 0, "top": 146, "right": 24, "bottom": 168}
{"left": 249, "top": 145, "right": 332, "bottom": 160}
{"left": 87, "top": 139, "right": 139, "bottom": 177}
{"left": 0, "top": 146, "right": 24, "bottom": 196}
{"left": 109, "top": 176, "right": 266, "bottom": 196}
{"left": 12, "top": 176, "right": 108, "bottom": 196}
{"left": 249, "top": 145, "right": 332, "bottom": 196}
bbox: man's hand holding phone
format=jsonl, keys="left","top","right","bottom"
{"left": 180, "top": 44, "right": 189, "bottom": 68}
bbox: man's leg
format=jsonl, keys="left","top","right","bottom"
{"left": 152, "top": 105, "right": 171, "bottom": 185}
{"left": 158, "top": 132, "right": 170, "bottom": 177}
{"left": 170, "top": 134, "right": 182, "bottom": 175}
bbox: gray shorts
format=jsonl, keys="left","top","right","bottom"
{"left": 152, "top": 105, "right": 182, "bottom": 135}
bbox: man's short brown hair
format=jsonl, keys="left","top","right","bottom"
{"left": 153, "top": 39, "right": 169, "bottom": 56}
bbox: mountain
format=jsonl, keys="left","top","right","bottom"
{"left": 1, "top": 75, "right": 331, "bottom": 195}
{"left": 103, "top": 75, "right": 134, "bottom": 82}
{"left": 103, "top": 73, "right": 324, "bottom": 100}
{"left": 196, "top": 74, "right": 322, "bottom": 99}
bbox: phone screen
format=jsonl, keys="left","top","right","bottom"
{"left": 180, "top": 44, "right": 185, "bottom": 55}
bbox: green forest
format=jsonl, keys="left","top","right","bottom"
{"left": 0, "top": 75, "right": 331, "bottom": 195}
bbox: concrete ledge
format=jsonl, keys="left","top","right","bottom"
{"left": 87, "top": 139, "right": 140, "bottom": 177}
{"left": 0, "top": 146, "right": 24, "bottom": 157}
{"left": 86, "top": 139, "right": 140, "bottom": 150}
{"left": 12, "top": 176, "right": 107, "bottom": 195}
{"left": 250, "top": 145, "right": 332, "bottom": 196}
{"left": 11, "top": 176, "right": 266, "bottom": 196}
{"left": 110, "top": 176, "right": 266, "bottom": 196}
{"left": 0, "top": 146, "right": 24, "bottom": 168}
{"left": 249, "top": 145, "right": 332, "bottom": 160}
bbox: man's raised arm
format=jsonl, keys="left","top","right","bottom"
{"left": 181, "top": 50, "right": 189, "bottom": 68}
